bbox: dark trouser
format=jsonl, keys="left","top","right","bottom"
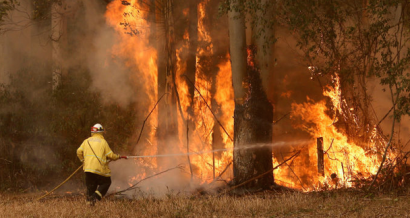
{"left": 85, "top": 172, "right": 111, "bottom": 201}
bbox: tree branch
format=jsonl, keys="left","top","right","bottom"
{"left": 182, "top": 74, "right": 233, "bottom": 142}
{"left": 111, "top": 164, "right": 184, "bottom": 196}
{"left": 135, "top": 93, "right": 168, "bottom": 147}
{"left": 222, "top": 150, "right": 301, "bottom": 193}
{"left": 367, "top": 86, "right": 399, "bottom": 191}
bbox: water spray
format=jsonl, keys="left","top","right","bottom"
{"left": 125, "top": 140, "right": 311, "bottom": 159}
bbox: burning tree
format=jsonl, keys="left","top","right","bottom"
{"left": 98, "top": 0, "right": 409, "bottom": 193}
{"left": 105, "top": 0, "right": 236, "bottom": 190}
{"left": 277, "top": 0, "right": 410, "bottom": 190}
{"left": 2, "top": 0, "right": 410, "bottom": 194}
{"left": 226, "top": 0, "right": 275, "bottom": 190}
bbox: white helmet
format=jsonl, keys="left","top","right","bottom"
{"left": 91, "top": 123, "right": 104, "bottom": 133}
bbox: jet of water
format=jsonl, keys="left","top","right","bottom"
{"left": 126, "top": 140, "right": 311, "bottom": 159}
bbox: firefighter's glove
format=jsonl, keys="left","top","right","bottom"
{"left": 120, "top": 156, "right": 128, "bottom": 159}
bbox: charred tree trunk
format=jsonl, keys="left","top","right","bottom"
{"left": 186, "top": 0, "right": 198, "bottom": 107}
{"left": 229, "top": 0, "right": 273, "bottom": 190}
{"left": 156, "top": 0, "right": 168, "bottom": 154}
{"left": 156, "top": 0, "right": 179, "bottom": 157}
{"left": 156, "top": 0, "right": 167, "bottom": 149}
{"left": 232, "top": 46, "right": 273, "bottom": 190}
{"left": 164, "top": 0, "right": 178, "bottom": 139}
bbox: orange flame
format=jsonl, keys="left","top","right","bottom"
{"left": 273, "top": 74, "right": 392, "bottom": 190}
{"left": 105, "top": 0, "right": 158, "bottom": 175}
{"left": 105, "top": 1, "right": 392, "bottom": 191}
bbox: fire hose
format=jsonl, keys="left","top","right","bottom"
{"left": 35, "top": 156, "right": 126, "bottom": 201}
{"left": 34, "top": 152, "right": 217, "bottom": 201}
{"left": 35, "top": 164, "right": 84, "bottom": 201}
{"left": 35, "top": 141, "right": 309, "bottom": 201}
{"left": 34, "top": 152, "right": 220, "bottom": 201}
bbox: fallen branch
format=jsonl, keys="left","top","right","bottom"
{"left": 376, "top": 105, "right": 395, "bottom": 128}
{"left": 135, "top": 93, "right": 169, "bottom": 146}
{"left": 323, "top": 139, "right": 341, "bottom": 161}
{"left": 323, "top": 138, "right": 334, "bottom": 154}
{"left": 217, "top": 161, "right": 232, "bottom": 179}
{"left": 111, "top": 164, "right": 184, "bottom": 196}
{"left": 221, "top": 150, "right": 301, "bottom": 194}
{"left": 273, "top": 113, "right": 290, "bottom": 124}
{"left": 280, "top": 152, "right": 306, "bottom": 191}
{"left": 182, "top": 74, "right": 233, "bottom": 142}
{"left": 209, "top": 161, "right": 232, "bottom": 185}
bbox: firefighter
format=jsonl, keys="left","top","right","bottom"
{"left": 77, "top": 123, "right": 127, "bottom": 205}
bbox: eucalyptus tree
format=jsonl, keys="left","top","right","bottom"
{"left": 226, "top": 0, "right": 276, "bottom": 190}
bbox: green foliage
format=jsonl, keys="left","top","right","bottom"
{"left": 0, "top": 0, "right": 18, "bottom": 23}
{"left": 278, "top": 0, "right": 410, "bottom": 120}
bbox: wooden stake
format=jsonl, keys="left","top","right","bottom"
{"left": 317, "top": 137, "right": 324, "bottom": 176}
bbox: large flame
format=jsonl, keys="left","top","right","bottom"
{"left": 214, "top": 56, "right": 234, "bottom": 177}
{"left": 184, "top": 0, "right": 233, "bottom": 183}
{"left": 105, "top": 1, "right": 158, "bottom": 178}
{"left": 105, "top": 0, "right": 392, "bottom": 192}
{"left": 273, "top": 74, "right": 392, "bottom": 190}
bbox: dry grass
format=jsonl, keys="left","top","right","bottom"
{"left": 1, "top": 190, "right": 410, "bottom": 218}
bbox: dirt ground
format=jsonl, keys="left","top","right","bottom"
{"left": 2, "top": 189, "right": 410, "bottom": 218}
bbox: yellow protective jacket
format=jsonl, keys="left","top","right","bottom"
{"left": 77, "top": 133, "right": 119, "bottom": 177}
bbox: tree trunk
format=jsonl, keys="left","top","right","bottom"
{"left": 232, "top": 46, "right": 273, "bottom": 190}
{"left": 165, "top": 0, "right": 178, "bottom": 139}
{"left": 229, "top": 0, "right": 274, "bottom": 190}
{"left": 0, "top": 33, "right": 7, "bottom": 83}
{"left": 156, "top": 0, "right": 179, "bottom": 159}
{"left": 228, "top": 0, "right": 247, "bottom": 105}
{"left": 156, "top": 0, "right": 168, "bottom": 153}
{"left": 186, "top": 0, "right": 198, "bottom": 107}
{"left": 51, "top": 1, "right": 67, "bottom": 91}
{"left": 255, "top": 0, "right": 274, "bottom": 92}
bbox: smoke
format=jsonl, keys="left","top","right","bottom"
{"left": 0, "top": 0, "right": 137, "bottom": 109}
{"left": 270, "top": 25, "right": 410, "bottom": 147}
{"left": 2, "top": 0, "right": 408, "bottom": 193}
{"left": 269, "top": 27, "right": 325, "bottom": 158}
{"left": 109, "top": 160, "right": 192, "bottom": 198}
{"left": 81, "top": 0, "right": 136, "bottom": 107}
{"left": 108, "top": 140, "right": 311, "bottom": 197}
{"left": 19, "top": 140, "right": 59, "bottom": 171}
{"left": 368, "top": 78, "right": 410, "bottom": 147}
{"left": 0, "top": 0, "right": 47, "bottom": 86}
{"left": 0, "top": 0, "right": 142, "bottom": 190}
